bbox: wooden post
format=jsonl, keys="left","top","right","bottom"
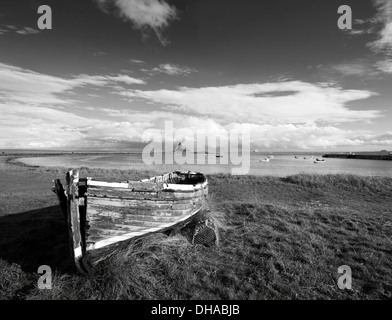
{"left": 78, "top": 178, "right": 88, "bottom": 257}
{"left": 66, "top": 170, "right": 83, "bottom": 271}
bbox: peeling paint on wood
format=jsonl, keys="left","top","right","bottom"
{"left": 54, "top": 170, "right": 208, "bottom": 273}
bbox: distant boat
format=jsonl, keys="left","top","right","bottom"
{"left": 216, "top": 155, "right": 223, "bottom": 158}
{"left": 314, "top": 158, "right": 325, "bottom": 163}
{"left": 260, "top": 158, "right": 270, "bottom": 163}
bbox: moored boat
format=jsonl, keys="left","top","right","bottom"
{"left": 53, "top": 170, "right": 208, "bottom": 272}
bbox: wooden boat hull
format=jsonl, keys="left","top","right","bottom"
{"left": 53, "top": 170, "right": 208, "bottom": 272}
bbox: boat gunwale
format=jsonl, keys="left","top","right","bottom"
{"left": 87, "top": 171, "right": 208, "bottom": 192}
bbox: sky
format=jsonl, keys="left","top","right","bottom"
{"left": 0, "top": 0, "right": 391, "bottom": 151}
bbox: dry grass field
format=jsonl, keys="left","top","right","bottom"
{"left": 1, "top": 156, "right": 391, "bottom": 300}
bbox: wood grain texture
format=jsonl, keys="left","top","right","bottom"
{"left": 66, "top": 170, "right": 83, "bottom": 262}
{"left": 58, "top": 170, "right": 208, "bottom": 272}
{"left": 85, "top": 206, "right": 202, "bottom": 252}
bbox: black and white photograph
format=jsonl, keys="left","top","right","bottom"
{"left": 0, "top": 0, "right": 391, "bottom": 305}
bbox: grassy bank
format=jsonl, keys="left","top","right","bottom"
{"left": 0, "top": 156, "right": 391, "bottom": 300}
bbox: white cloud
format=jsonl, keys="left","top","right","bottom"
{"left": 0, "top": 63, "right": 77, "bottom": 105}
{"left": 129, "top": 59, "right": 145, "bottom": 64}
{"left": 0, "top": 103, "right": 93, "bottom": 148}
{"left": 0, "top": 63, "right": 145, "bottom": 106}
{"left": 375, "top": 59, "right": 392, "bottom": 73}
{"left": 346, "top": 1, "right": 392, "bottom": 74}
{"left": 0, "top": 100, "right": 390, "bottom": 150}
{"left": 0, "top": 62, "right": 147, "bottom": 149}
{"left": 150, "top": 63, "right": 197, "bottom": 76}
{"left": 16, "top": 27, "right": 40, "bottom": 35}
{"left": 0, "top": 102, "right": 151, "bottom": 149}
{"left": 0, "top": 62, "right": 388, "bottom": 150}
{"left": 329, "top": 62, "right": 380, "bottom": 77}
{"left": 368, "top": 1, "right": 392, "bottom": 54}
{"left": 95, "top": 0, "right": 177, "bottom": 45}
{"left": 0, "top": 25, "right": 41, "bottom": 35}
{"left": 93, "top": 51, "right": 107, "bottom": 56}
{"left": 122, "top": 81, "right": 381, "bottom": 125}
{"left": 80, "top": 109, "right": 392, "bottom": 150}
{"left": 4, "top": 25, "right": 17, "bottom": 30}
{"left": 369, "top": 22, "right": 392, "bottom": 53}
{"left": 248, "top": 124, "right": 372, "bottom": 149}
{"left": 74, "top": 74, "right": 146, "bottom": 86}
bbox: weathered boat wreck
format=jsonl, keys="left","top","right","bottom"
{"left": 53, "top": 170, "right": 210, "bottom": 273}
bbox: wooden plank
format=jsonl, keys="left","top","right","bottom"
{"left": 87, "top": 212, "right": 190, "bottom": 226}
{"left": 87, "top": 197, "right": 195, "bottom": 209}
{"left": 88, "top": 212, "right": 182, "bottom": 224}
{"left": 83, "top": 207, "right": 204, "bottom": 266}
{"left": 87, "top": 206, "right": 192, "bottom": 218}
{"left": 139, "top": 171, "right": 206, "bottom": 185}
{"left": 86, "top": 186, "right": 208, "bottom": 200}
{"left": 66, "top": 170, "right": 83, "bottom": 262}
{"left": 88, "top": 227, "right": 139, "bottom": 238}
{"left": 88, "top": 180, "right": 163, "bottom": 191}
{"left": 86, "top": 187, "right": 160, "bottom": 199}
{"left": 86, "top": 228, "right": 149, "bottom": 244}
{"left": 78, "top": 178, "right": 88, "bottom": 256}
{"left": 85, "top": 206, "right": 202, "bottom": 252}
{"left": 161, "top": 187, "right": 208, "bottom": 197}
{"left": 87, "top": 181, "right": 130, "bottom": 188}
{"left": 89, "top": 197, "right": 196, "bottom": 208}
{"left": 163, "top": 183, "right": 205, "bottom": 192}
{"left": 88, "top": 205, "right": 195, "bottom": 218}
{"left": 87, "top": 222, "right": 148, "bottom": 232}
{"left": 88, "top": 177, "right": 207, "bottom": 192}
{"left": 87, "top": 218, "right": 174, "bottom": 236}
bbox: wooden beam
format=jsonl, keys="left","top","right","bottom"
{"left": 66, "top": 170, "right": 83, "bottom": 271}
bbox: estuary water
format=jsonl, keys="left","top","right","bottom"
{"left": 14, "top": 152, "right": 392, "bottom": 177}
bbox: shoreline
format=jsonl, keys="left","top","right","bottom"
{"left": 7, "top": 152, "right": 392, "bottom": 179}
{"left": 323, "top": 153, "right": 392, "bottom": 161}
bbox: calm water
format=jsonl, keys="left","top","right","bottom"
{"left": 15, "top": 153, "right": 392, "bottom": 177}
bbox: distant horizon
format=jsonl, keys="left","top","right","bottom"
{"left": 1, "top": 148, "right": 391, "bottom": 154}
